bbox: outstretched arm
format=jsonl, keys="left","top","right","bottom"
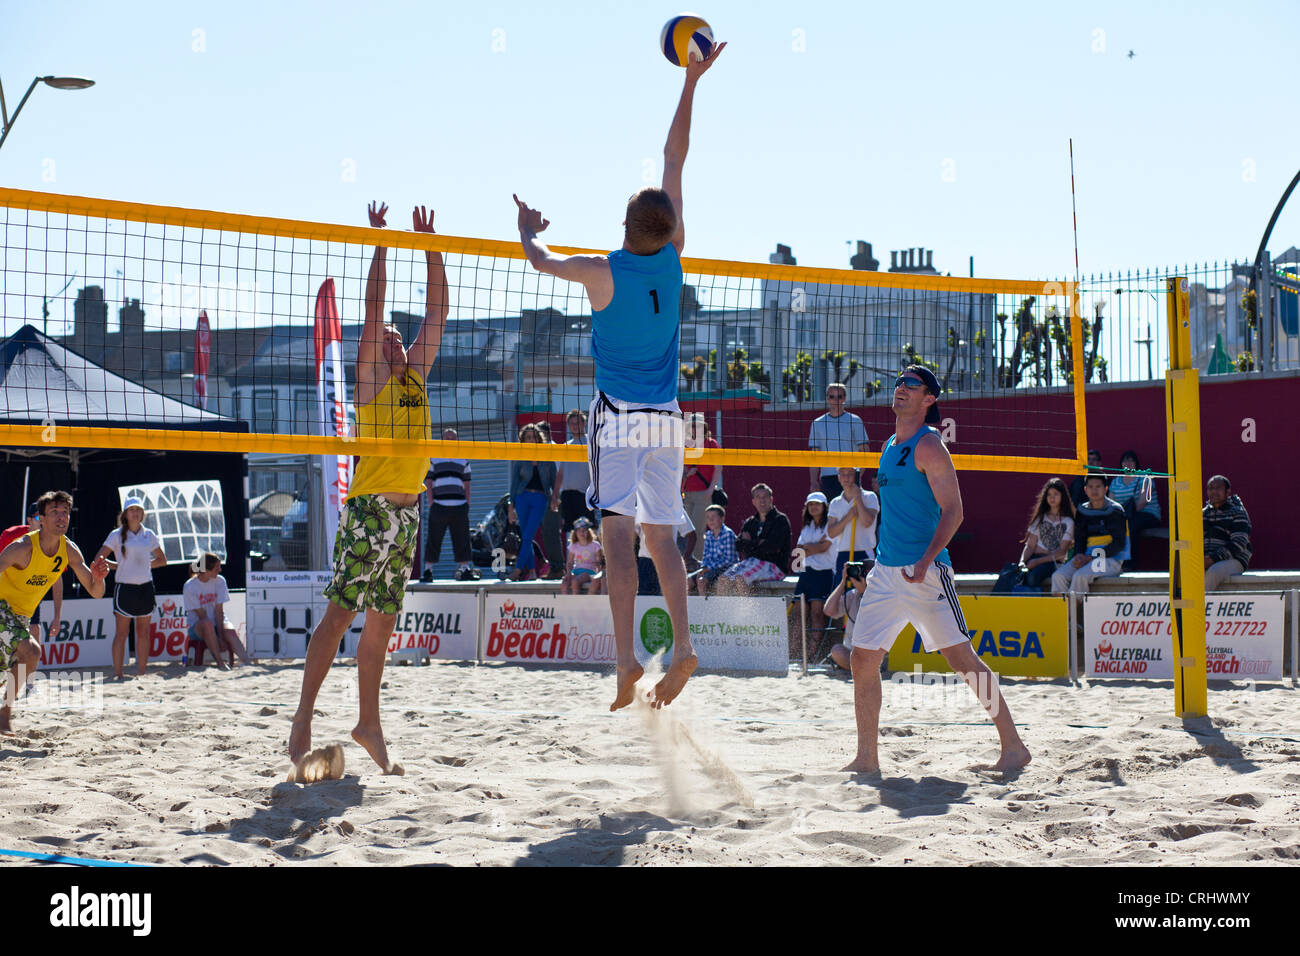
{"left": 513, "top": 193, "right": 611, "bottom": 292}
{"left": 661, "top": 41, "right": 726, "bottom": 255}
{"left": 356, "top": 201, "right": 389, "bottom": 407}
{"left": 66, "top": 540, "right": 109, "bottom": 600}
{"left": 407, "top": 204, "right": 448, "bottom": 378}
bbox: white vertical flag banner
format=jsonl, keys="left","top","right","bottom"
{"left": 314, "top": 278, "right": 350, "bottom": 557}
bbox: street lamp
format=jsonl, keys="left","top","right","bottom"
{"left": 0, "top": 75, "right": 95, "bottom": 151}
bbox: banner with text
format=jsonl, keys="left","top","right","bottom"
{"left": 482, "top": 594, "right": 787, "bottom": 673}
{"left": 886, "top": 595, "right": 1069, "bottom": 678}
{"left": 35, "top": 593, "right": 247, "bottom": 670}
{"left": 244, "top": 573, "right": 478, "bottom": 661}
{"left": 1083, "top": 593, "right": 1285, "bottom": 680}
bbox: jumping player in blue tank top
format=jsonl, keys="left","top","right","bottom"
{"left": 514, "top": 40, "right": 726, "bottom": 714}
{"left": 843, "top": 365, "right": 1031, "bottom": 774}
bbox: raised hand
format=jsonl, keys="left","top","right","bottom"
{"left": 368, "top": 201, "right": 388, "bottom": 229}
{"left": 513, "top": 194, "right": 550, "bottom": 234}
{"left": 412, "top": 204, "right": 436, "bottom": 234}
{"left": 686, "top": 40, "right": 726, "bottom": 81}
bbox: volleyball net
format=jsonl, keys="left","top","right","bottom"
{"left": 1, "top": 187, "right": 1089, "bottom": 474}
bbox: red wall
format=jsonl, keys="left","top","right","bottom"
{"left": 712, "top": 375, "right": 1293, "bottom": 573}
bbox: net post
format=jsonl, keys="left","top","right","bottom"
{"left": 1068, "top": 282, "right": 1089, "bottom": 467}
{"left": 1164, "top": 276, "right": 1207, "bottom": 718}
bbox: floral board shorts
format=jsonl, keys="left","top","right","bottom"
{"left": 0, "top": 599, "right": 32, "bottom": 675}
{"left": 323, "top": 495, "right": 420, "bottom": 615}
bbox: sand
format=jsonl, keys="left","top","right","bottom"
{"left": 1, "top": 660, "right": 1298, "bottom": 866}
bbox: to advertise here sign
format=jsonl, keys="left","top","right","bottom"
{"left": 482, "top": 594, "right": 788, "bottom": 673}
{"left": 886, "top": 595, "right": 1069, "bottom": 678}
{"left": 1083, "top": 593, "right": 1285, "bottom": 680}
{"left": 35, "top": 593, "right": 247, "bottom": 670}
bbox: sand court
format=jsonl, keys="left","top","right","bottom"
{"left": 1, "top": 661, "right": 1298, "bottom": 866}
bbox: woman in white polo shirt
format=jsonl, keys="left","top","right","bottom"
{"left": 96, "top": 496, "right": 166, "bottom": 679}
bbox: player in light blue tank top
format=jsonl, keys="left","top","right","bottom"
{"left": 593, "top": 245, "right": 683, "bottom": 403}
{"left": 513, "top": 40, "right": 727, "bottom": 719}
{"left": 840, "top": 364, "right": 1030, "bottom": 775}
{"left": 876, "top": 427, "right": 951, "bottom": 568}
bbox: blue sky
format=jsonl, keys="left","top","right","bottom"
{"left": 2, "top": 0, "right": 1297, "bottom": 286}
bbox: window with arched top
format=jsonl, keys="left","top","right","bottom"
{"left": 119, "top": 481, "right": 226, "bottom": 564}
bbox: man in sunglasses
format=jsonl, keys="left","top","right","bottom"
{"left": 809, "top": 383, "right": 870, "bottom": 500}
{"left": 841, "top": 365, "right": 1031, "bottom": 774}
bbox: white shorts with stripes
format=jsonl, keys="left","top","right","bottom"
{"left": 586, "top": 392, "right": 687, "bottom": 527}
{"left": 850, "top": 562, "right": 971, "bottom": 653}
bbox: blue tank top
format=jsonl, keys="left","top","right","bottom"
{"left": 875, "top": 427, "right": 951, "bottom": 568}
{"left": 592, "top": 245, "right": 682, "bottom": 404}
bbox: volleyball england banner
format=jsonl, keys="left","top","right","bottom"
{"left": 314, "top": 278, "right": 350, "bottom": 552}
{"left": 1083, "top": 593, "right": 1285, "bottom": 680}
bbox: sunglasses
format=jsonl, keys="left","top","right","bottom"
{"left": 895, "top": 375, "right": 926, "bottom": 390}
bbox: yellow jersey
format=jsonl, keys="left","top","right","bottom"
{"left": 0, "top": 532, "right": 68, "bottom": 618}
{"left": 348, "top": 368, "right": 432, "bottom": 498}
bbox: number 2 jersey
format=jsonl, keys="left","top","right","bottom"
{"left": 592, "top": 244, "right": 683, "bottom": 404}
{"left": 0, "top": 531, "right": 67, "bottom": 618}
{"left": 876, "top": 427, "right": 951, "bottom": 568}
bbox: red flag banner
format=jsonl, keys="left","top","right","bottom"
{"left": 193, "top": 310, "right": 211, "bottom": 410}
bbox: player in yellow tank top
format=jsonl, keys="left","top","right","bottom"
{"left": 289, "top": 201, "right": 447, "bottom": 780}
{"left": 0, "top": 490, "right": 109, "bottom": 734}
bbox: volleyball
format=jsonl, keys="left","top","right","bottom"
{"left": 660, "top": 14, "right": 714, "bottom": 67}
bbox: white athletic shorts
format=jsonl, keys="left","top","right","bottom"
{"left": 587, "top": 391, "right": 687, "bottom": 527}
{"left": 851, "top": 562, "right": 971, "bottom": 653}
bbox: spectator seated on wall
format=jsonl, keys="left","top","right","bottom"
{"left": 1070, "top": 449, "right": 1102, "bottom": 509}
{"left": 717, "top": 483, "right": 791, "bottom": 595}
{"left": 1203, "top": 474, "right": 1252, "bottom": 592}
{"left": 998, "top": 477, "right": 1076, "bottom": 593}
{"left": 694, "top": 504, "right": 737, "bottom": 596}
{"left": 1107, "top": 449, "right": 1162, "bottom": 570}
{"left": 1051, "top": 474, "right": 1128, "bottom": 595}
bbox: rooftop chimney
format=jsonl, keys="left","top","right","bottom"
{"left": 769, "top": 243, "right": 796, "bottom": 266}
{"left": 850, "top": 241, "right": 879, "bottom": 271}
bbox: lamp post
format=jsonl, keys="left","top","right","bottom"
{"left": 0, "top": 75, "right": 95, "bottom": 152}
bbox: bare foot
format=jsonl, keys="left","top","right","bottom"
{"left": 840, "top": 757, "right": 880, "bottom": 774}
{"left": 288, "top": 714, "right": 312, "bottom": 765}
{"left": 993, "top": 746, "right": 1032, "bottom": 772}
{"left": 609, "top": 663, "right": 644, "bottom": 712}
{"left": 352, "top": 723, "right": 402, "bottom": 774}
{"left": 287, "top": 743, "right": 346, "bottom": 783}
{"left": 651, "top": 652, "right": 698, "bottom": 710}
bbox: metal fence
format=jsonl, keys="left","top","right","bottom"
{"left": 1058, "top": 255, "right": 1300, "bottom": 385}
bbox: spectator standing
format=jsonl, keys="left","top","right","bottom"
{"left": 792, "top": 491, "right": 836, "bottom": 657}
{"left": 96, "top": 497, "right": 167, "bottom": 679}
{"left": 826, "top": 466, "right": 879, "bottom": 581}
{"left": 809, "top": 382, "right": 870, "bottom": 501}
{"left": 553, "top": 409, "right": 595, "bottom": 539}
{"left": 423, "top": 427, "right": 478, "bottom": 582}
{"left": 1017, "top": 478, "right": 1076, "bottom": 590}
{"left": 1052, "top": 474, "right": 1128, "bottom": 594}
{"left": 536, "top": 421, "right": 566, "bottom": 577}
{"left": 509, "top": 423, "right": 557, "bottom": 581}
{"left": 719, "top": 483, "right": 791, "bottom": 591}
{"left": 681, "top": 413, "right": 722, "bottom": 564}
{"left": 1108, "top": 450, "right": 1162, "bottom": 569}
{"left": 695, "top": 503, "right": 737, "bottom": 595}
{"left": 1203, "top": 475, "right": 1251, "bottom": 592}
{"left": 1070, "top": 449, "right": 1102, "bottom": 508}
